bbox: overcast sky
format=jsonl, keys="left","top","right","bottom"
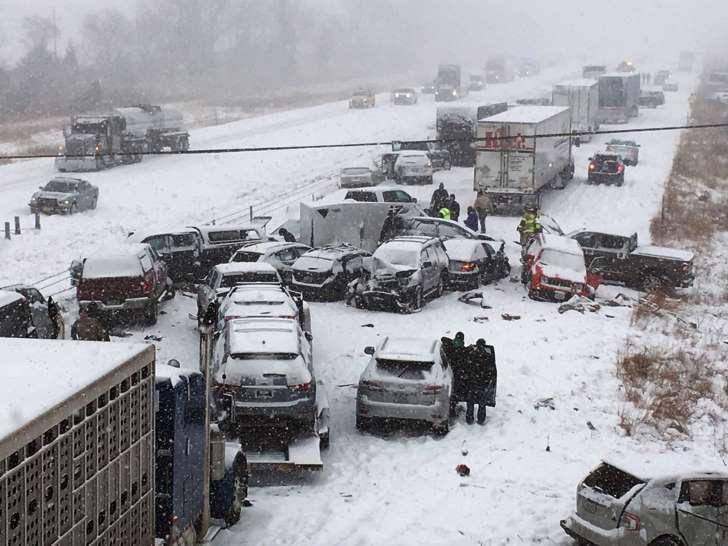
{"left": 1, "top": 0, "right": 725, "bottom": 67}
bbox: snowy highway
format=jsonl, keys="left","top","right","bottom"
{"left": 0, "top": 64, "right": 715, "bottom": 545}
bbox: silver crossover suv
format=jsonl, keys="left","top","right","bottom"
{"left": 356, "top": 337, "right": 452, "bottom": 435}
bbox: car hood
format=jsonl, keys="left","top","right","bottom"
{"left": 34, "top": 191, "right": 76, "bottom": 200}
{"left": 632, "top": 245, "right": 694, "bottom": 262}
{"left": 539, "top": 264, "right": 585, "bottom": 284}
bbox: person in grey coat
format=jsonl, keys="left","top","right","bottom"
{"left": 464, "top": 338, "right": 497, "bottom": 425}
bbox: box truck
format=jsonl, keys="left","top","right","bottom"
{"left": 597, "top": 73, "right": 640, "bottom": 124}
{"left": 552, "top": 79, "right": 600, "bottom": 142}
{"left": 474, "top": 106, "right": 574, "bottom": 214}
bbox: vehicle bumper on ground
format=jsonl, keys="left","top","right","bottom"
{"left": 392, "top": 98, "right": 416, "bottom": 105}
{"left": 361, "top": 287, "right": 412, "bottom": 310}
{"left": 79, "top": 297, "right": 152, "bottom": 313}
{"left": 357, "top": 395, "right": 448, "bottom": 424}
{"left": 560, "top": 515, "right": 633, "bottom": 546}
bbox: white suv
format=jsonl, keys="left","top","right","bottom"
{"left": 394, "top": 152, "right": 434, "bottom": 185}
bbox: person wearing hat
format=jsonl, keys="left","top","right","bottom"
{"left": 379, "top": 207, "right": 400, "bottom": 244}
{"left": 473, "top": 191, "right": 492, "bottom": 233}
{"left": 464, "top": 206, "right": 479, "bottom": 232}
{"left": 465, "top": 338, "right": 497, "bottom": 425}
{"left": 517, "top": 204, "right": 542, "bottom": 247}
{"left": 71, "top": 303, "right": 110, "bottom": 342}
{"left": 430, "top": 183, "right": 449, "bottom": 216}
{"left": 278, "top": 227, "right": 296, "bottom": 243}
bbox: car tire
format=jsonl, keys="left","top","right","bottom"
{"left": 144, "top": 300, "right": 158, "bottom": 326}
{"left": 527, "top": 289, "right": 540, "bottom": 301}
{"left": 648, "top": 537, "right": 683, "bottom": 546}
{"left": 501, "top": 262, "right": 511, "bottom": 280}
{"left": 319, "top": 431, "right": 330, "bottom": 450}
{"left": 224, "top": 456, "right": 248, "bottom": 528}
{"left": 411, "top": 287, "right": 424, "bottom": 312}
{"left": 432, "top": 420, "right": 449, "bottom": 436}
{"left": 355, "top": 414, "right": 369, "bottom": 431}
{"left": 436, "top": 277, "right": 445, "bottom": 298}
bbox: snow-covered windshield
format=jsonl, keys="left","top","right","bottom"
{"left": 294, "top": 256, "right": 333, "bottom": 271}
{"left": 83, "top": 257, "right": 142, "bottom": 279}
{"left": 539, "top": 249, "right": 584, "bottom": 271}
{"left": 220, "top": 273, "right": 278, "bottom": 287}
{"left": 374, "top": 245, "right": 419, "bottom": 268}
{"left": 44, "top": 180, "right": 78, "bottom": 192}
{"left": 230, "top": 353, "right": 297, "bottom": 360}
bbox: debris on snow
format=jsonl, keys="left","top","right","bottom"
{"left": 144, "top": 334, "right": 163, "bottom": 342}
{"left": 455, "top": 464, "right": 470, "bottom": 477}
{"left": 558, "top": 296, "right": 600, "bottom": 314}
{"left": 473, "top": 316, "right": 489, "bottom": 323}
{"left": 534, "top": 397, "right": 556, "bottom": 411}
{"left": 361, "top": 323, "right": 374, "bottom": 328}
{"left": 586, "top": 421, "right": 597, "bottom": 431}
{"left": 457, "top": 290, "right": 491, "bottom": 308}
{"left": 501, "top": 313, "right": 521, "bottom": 321}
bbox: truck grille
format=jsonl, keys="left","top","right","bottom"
{"left": 543, "top": 277, "right": 576, "bottom": 289}
{"left": 293, "top": 271, "right": 330, "bottom": 285}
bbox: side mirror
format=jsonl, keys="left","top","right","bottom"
{"left": 411, "top": 197, "right": 418, "bottom": 203}
{"left": 364, "top": 346, "right": 375, "bottom": 356}
{"left": 305, "top": 332, "right": 313, "bottom": 342}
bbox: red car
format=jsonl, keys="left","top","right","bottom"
{"left": 76, "top": 243, "right": 174, "bottom": 325}
{"left": 521, "top": 234, "right": 601, "bottom": 302}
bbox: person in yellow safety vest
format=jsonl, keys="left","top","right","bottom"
{"left": 438, "top": 207, "right": 451, "bottom": 220}
{"left": 517, "top": 205, "right": 542, "bottom": 247}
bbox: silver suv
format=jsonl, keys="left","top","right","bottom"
{"left": 356, "top": 337, "right": 452, "bottom": 435}
{"left": 356, "top": 236, "right": 449, "bottom": 312}
{"left": 562, "top": 461, "right": 728, "bottom": 546}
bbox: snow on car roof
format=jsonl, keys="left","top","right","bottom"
{"left": 0, "top": 339, "right": 151, "bottom": 446}
{"left": 0, "top": 289, "right": 24, "bottom": 307}
{"left": 155, "top": 362, "right": 200, "bottom": 388}
{"left": 378, "top": 337, "right": 438, "bottom": 363}
{"left": 481, "top": 105, "right": 569, "bottom": 124}
{"left": 539, "top": 234, "right": 584, "bottom": 255}
{"left": 443, "top": 238, "right": 487, "bottom": 261}
{"left": 227, "top": 318, "right": 299, "bottom": 354}
{"left": 82, "top": 244, "right": 148, "bottom": 278}
{"left": 554, "top": 79, "right": 598, "bottom": 88}
{"left": 215, "top": 262, "right": 277, "bottom": 275}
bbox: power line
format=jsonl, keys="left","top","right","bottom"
{"left": 1, "top": 121, "right": 727, "bottom": 162}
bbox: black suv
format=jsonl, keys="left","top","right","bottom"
{"left": 290, "top": 245, "right": 370, "bottom": 301}
{"left": 587, "top": 153, "right": 625, "bottom": 186}
{"left": 0, "top": 290, "right": 37, "bottom": 338}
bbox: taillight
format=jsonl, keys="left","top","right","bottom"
{"left": 460, "top": 262, "right": 476, "bottom": 272}
{"left": 588, "top": 162, "right": 596, "bottom": 170}
{"left": 422, "top": 385, "right": 442, "bottom": 394}
{"left": 621, "top": 512, "right": 640, "bottom": 532}
{"left": 618, "top": 164, "right": 625, "bottom": 173}
{"left": 140, "top": 279, "right": 151, "bottom": 295}
{"left": 289, "top": 382, "right": 312, "bottom": 393}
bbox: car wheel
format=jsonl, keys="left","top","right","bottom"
{"left": 501, "top": 262, "right": 511, "bottom": 279}
{"left": 432, "top": 420, "right": 449, "bottom": 436}
{"left": 648, "top": 537, "right": 683, "bottom": 546}
{"left": 69, "top": 204, "right": 78, "bottom": 215}
{"left": 527, "top": 289, "right": 540, "bottom": 301}
{"left": 411, "top": 287, "right": 424, "bottom": 312}
{"left": 436, "top": 277, "right": 445, "bottom": 297}
{"left": 355, "top": 414, "right": 369, "bottom": 431}
{"left": 224, "top": 457, "right": 248, "bottom": 527}
{"left": 144, "top": 301, "right": 158, "bottom": 326}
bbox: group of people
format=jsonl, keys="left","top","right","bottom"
{"left": 442, "top": 333, "right": 497, "bottom": 425}
{"left": 430, "top": 183, "right": 494, "bottom": 234}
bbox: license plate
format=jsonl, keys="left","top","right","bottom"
{"left": 553, "top": 291, "right": 567, "bottom": 301}
{"left": 256, "top": 390, "right": 273, "bottom": 398}
{"left": 583, "top": 500, "right": 599, "bottom": 514}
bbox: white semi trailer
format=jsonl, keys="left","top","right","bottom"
{"left": 552, "top": 79, "right": 600, "bottom": 142}
{"left": 474, "top": 106, "right": 574, "bottom": 214}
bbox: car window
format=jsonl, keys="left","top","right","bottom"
{"left": 144, "top": 235, "right": 169, "bottom": 253}
{"left": 345, "top": 191, "right": 377, "bottom": 202}
{"left": 599, "top": 235, "right": 626, "bottom": 250}
{"left": 208, "top": 271, "right": 219, "bottom": 288}
{"left": 275, "top": 249, "right": 297, "bottom": 263}
{"left": 139, "top": 253, "right": 153, "bottom": 273}
{"left": 382, "top": 190, "right": 412, "bottom": 203}
{"left": 422, "top": 249, "right": 433, "bottom": 266}
{"left": 438, "top": 223, "right": 469, "bottom": 240}
{"left": 171, "top": 233, "right": 197, "bottom": 248}
{"left": 575, "top": 232, "right": 597, "bottom": 248}
{"left": 25, "top": 288, "right": 45, "bottom": 304}
{"left": 411, "top": 221, "right": 438, "bottom": 238}
{"left": 683, "top": 480, "right": 715, "bottom": 506}
{"left": 482, "top": 243, "right": 495, "bottom": 258}
{"left": 291, "top": 246, "right": 309, "bottom": 259}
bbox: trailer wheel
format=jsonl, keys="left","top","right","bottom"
{"left": 143, "top": 301, "right": 158, "bottom": 326}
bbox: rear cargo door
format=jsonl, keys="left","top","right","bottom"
{"left": 676, "top": 480, "right": 722, "bottom": 546}
{"left": 576, "top": 463, "right": 645, "bottom": 531}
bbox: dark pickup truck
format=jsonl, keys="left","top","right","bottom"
{"left": 568, "top": 230, "right": 695, "bottom": 291}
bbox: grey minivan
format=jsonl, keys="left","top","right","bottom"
{"left": 562, "top": 461, "right": 728, "bottom": 546}
{"left": 356, "top": 337, "right": 452, "bottom": 435}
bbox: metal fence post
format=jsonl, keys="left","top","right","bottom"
{"left": 4, "top": 222, "right": 10, "bottom": 240}
{"left": 14, "top": 216, "right": 20, "bottom": 235}
{"left": 35, "top": 213, "right": 41, "bottom": 230}
{"left": 249, "top": 205, "right": 253, "bottom": 221}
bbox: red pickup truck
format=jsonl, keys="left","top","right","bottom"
{"left": 76, "top": 243, "right": 173, "bottom": 325}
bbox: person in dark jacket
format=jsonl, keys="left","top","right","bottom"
{"left": 278, "top": 228, "right": 296, "bottom": 243}
{"left": 464, "top": 207, "right": 479, "bottom": 232}
{"left": 448, "top": 194, "right": 460, "bottom": 222}
{"left": 379, "top": 208, "right": 400, "bottom": 243}
{"left": 71, "top": 304, "right": 110, "bottom": 342}
{"left": 464, "top": 338, "right": 497, "bottom": 425}
{"left": 444, "top": 332, "right": 468, "bottom": 417}
{"left": 47, "top": 296, "right": 64, "bottom": 339}
{"left": 430, "top": 183, "right": 449, "bottom": 214}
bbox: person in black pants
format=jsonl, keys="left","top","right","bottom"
{"left": 465, "top": 339, "right": 497, "bottom": 425}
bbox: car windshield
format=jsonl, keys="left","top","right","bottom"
{"left": 342, "top": 168, "right": 370, "bottom": 176}
{"left": 232, "top": 252, "right": 263, "bottom": 262}
{"left": 374, "top": 245, "right": 420, "bottom": 268}
{"left": 44, "top": 180, "right": 78, "bottom": 192}
{"left": 171, "top": 233, "right": 197, "bottom": 247}
{"left": 208, "top": 229, "right": 259, "bottom": 243}
{"left": 539, "top": 249, "right": 584, "bottom": 271}
{"left": 221, "top": 273, "right": 278, "bottom": 287}
{"left": 376, "top": 359, "right": 431, "bottom": 379}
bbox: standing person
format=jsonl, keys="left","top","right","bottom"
{"left": 278, "top": 227, "right": 296, "bottom": 243}
{"left": 71, "top": 304, "right": 110, "bottom": 342}
{"left": 464, "top": 206, "right": 479, "bottom": 232}
{"left": 446, "top": 332, "right": 468, "bottom": 417}
{"left": 517, "top": 205, "right": 542, "bottom": 247}
{"left": 465, "top": 339, "right": 497, "bottom": 425}
{"left": 448, "top": 194, "right": 460, "bottom": 222}
{"left": 378, "top": 207, "right": 398, "bottom": 244}
{"left": 47, "top": 296, "right": 65, "bottom": 339}
{"left": 430, "top": 183, "right": 449, "bottom": 215}
{"left": 474, "top": 191, "right": 492, "bottom": 233}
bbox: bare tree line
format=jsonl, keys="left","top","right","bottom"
{"left": 0, "top": 0, "right": 443, "bottom": 118}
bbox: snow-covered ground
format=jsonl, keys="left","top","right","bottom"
{"left": 0, "top": 64, "right": 716, "bottom": 545}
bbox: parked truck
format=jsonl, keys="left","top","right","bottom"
{"left": 552, "top": 79, "right": 600, "bottom": 142}
{"left": 597, "top": 73, "right": 640, "bottom": 124}
{"left": 436, "top": 103, "right": 508, "bottom": 167}
{"left": 56, "top": 104, "right": 190, "bottom": 172}
{"left": 474, "top": 106, "right": 574, "bottom": 214}
{"left": 485, "top": 56, "right": 516, "bottom": 83}
{"left": 434, "top": 64, "right": 465, "bottom": 102}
